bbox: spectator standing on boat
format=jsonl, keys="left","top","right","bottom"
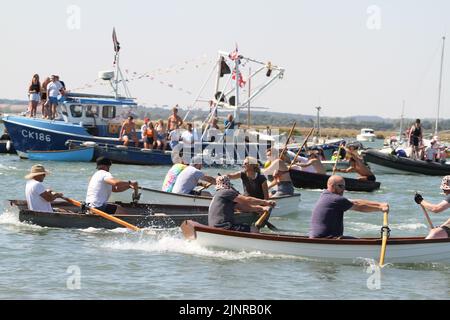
{"left": 224, "top": 114, "right": 236, "bottom": 137}
{"left": 336, "top": 148, "right": 376, "bottom": 181}
{"left": 40, "top": 77, "right": 51, "bottom": 118}
{"left": 167, "top": 106, "right": 183, "bottom": 132}
{"left": 172, "top": 156, "right": 216, "bottom": 196}
{"left": 119, "top": 116, "right": 139, "bottom": 147}
{"left": 181, "top": 123, "right": 194, "bottom": 145}
{"left": 206, "top": 117, "right": 220, "bottom": 142}
{"left": 208, "top": 175, "right": 275, "bottom": 232}
{"left": 414, "top": 176, "right": 450, "bottom": 239}
{"left": 409, "top": 119, "right": 423, "bottom": 160}
{"left": 28, "top": 74, "right": 40, "bottom": 118}
{"left": 262, "top": 148, "right": 295, "bottom": 197}
{"left": 310, "top": 175, "right": 389, "bottom": 238}
{"left": 86, "top": 157, "right": 138, "bottom": 215}
{"left": 155, "top": 119, "right": 167, "bottom": 151}
{"left": 141, "top": 117, "right": 155, "bottom": 149}
{"left": 162, "top": 156, "right": 187, "bottom": 193}
{"left": 46, "top": 75, "right": 63, "bottom": 120}
{"left": 227, "top": 156, "right": 269, "bottom": 200}
{"left": 168, "top": 129, "right": 181, "bottom": 150}
{"left": 291, "top": 151, "right": 326, "bottom": 175}
{"left": 25, "top": 164, "right": 63, "bottom": 213}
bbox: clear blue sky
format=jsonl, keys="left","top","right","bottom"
{"left": 1, "top": 0, "right": 450, "bottom": 119}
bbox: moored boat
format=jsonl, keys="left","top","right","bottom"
{"left": 136, "top": 187, "right": 301, "bottom": 217}
{"left": 25, "top": 146, "right": 94, "bottom": 162}
{"left": 356, "top": 128, "right": 376, "bottom": 142}
{"left": 10, "top": 200, "right": 258, "bottom": 229}
{"left": 362, "top": 149, "right": 450, "bottom": 176}
{"left": 289, "top": 169, "right": 381, "bottom": 192}
{"left": 181, "top": 220, "right": 450, "bottom": 264}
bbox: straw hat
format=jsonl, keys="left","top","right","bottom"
{"left": 25, "top": 164, "right": 50, "bottom": 179}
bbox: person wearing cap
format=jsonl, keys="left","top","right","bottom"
{"left": 141, "top": 117, "right": 155, "bottom": 149}
{"left": 171, "top": 156, "right": 216, "bottom": 196}
{"left": 414, "top": 176, "right": 450, "bottom": 239}
{"left": 208, "top": 175, "right": 275, "bottom": 232}
{"left": 25, "top": 164, "right": 63, "bottom": 212}
{"left": 85, "top": 157, "right": 138, "bottom": 215}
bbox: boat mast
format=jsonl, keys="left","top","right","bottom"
{"left": 247, "top": 67, "right": 251, "bottom": 128}
{"left": 315, "top": 106, "right": 322, "bottom": 138}
{"left": 234, "top": 57, "right": 240, "bottom": 123}
{"left": 112, "top": 28, "right": 132, "bottom": 99}
{"left": 399, "top": 100, "right": 405, "bottom": 141}
{"left": 435, "top": 36, "right": 445, "bottom": 136}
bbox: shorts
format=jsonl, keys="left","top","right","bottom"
{"left": 442, "top": 225, "right": 450, "bottom": 237}
{"left": 157, "top": 133, "right": 166, "bottom": 141}
{"left": 93, "top": 203, "right": 118, "bottom": 215}
{"left": 48, "top": 96, "right": 58, "bottom": 105}
{"left": 410, "top": 136, "right": 419, "bottom": 147}
{"left": 144, "top": 137, "right": 154, "bottom": 144}
{"left": 29, "top": 93, "right": 40, "bottom": 102}
{"left": 367, "top": 175, "right": 376, "bottom": 182}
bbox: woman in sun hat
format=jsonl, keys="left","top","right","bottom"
{"left": 25, "top": 164, "right": 63, "bottom": 212}
{"left": 414, "top": 175, "right": 450, "bottom": 239}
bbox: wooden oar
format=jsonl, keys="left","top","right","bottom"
{"left": 62, "top": 197, "right": 141, "bottom": 231}
{"left": 332, "top": 143, "right": 345, "bottom": 175}
{"left": 255, "top": 210, "right": 271, "bottom": 229}
{"left": 419, "top": 204, "right": 435, "bottom": 230}
{"left": 279, "top": 122, "right": 297, "bottom": 161}
{"left": 288, "top": 127, "right": 315, "bottom": 169}
{"left": 379, "top": 210, "right": 390, "bottom": 267}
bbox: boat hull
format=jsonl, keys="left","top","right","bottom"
{"left": 181, "top": 220, "right": 450, "bottom": 264}
{"left": 289, "top": 169, "right": 380, "bottom": 192}
{"left": 26, "top": 147, "right": 94, "bottom": 162}
{"left": 362, "top": 149, "right": 450, "bottom": 176}
{"left": 136, "top": 188, "right": 301, "bottom": 217}
{"left": 10, "top": 200, "right": 258, "bottom": 229}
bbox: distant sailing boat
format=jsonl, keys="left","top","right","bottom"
{"left": 435, "top": 36, "right": 445, "bottom": 136}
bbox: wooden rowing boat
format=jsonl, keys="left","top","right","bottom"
{"left": 289, "top": 169, "right": 381, "bottom": 192}
{"left": 9, "top": 200, "right": 258, "bottom": 229}
{"left": 24, "top": 147, "right": 94, "bottom": 162}
{"left": 181, "top": 220, "right": 450, "bottom": 264}
{"left": 137, "top": 187, "right": 301, "bottom": 217}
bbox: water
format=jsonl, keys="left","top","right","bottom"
{"left": 0, "top": 140, "right": 449, "bottom": 300}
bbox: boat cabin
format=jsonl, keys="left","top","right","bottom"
{"left": 360, "top": 128, "right": 375, "bottom": 135}
{"left": 58, "top": 93, "right": 137, "bottom": 137}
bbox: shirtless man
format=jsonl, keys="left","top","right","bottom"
{"left": 119, "top": 116, "right": 139, "bottom": 147}
{"left": 336, "top": 149, "right": 376, "bottom": 181}
{"left": 291, "top": 152, "right": 326, "bottom": 175}
{"left": 167, "top": 106, "right": 183, "bottom": 132}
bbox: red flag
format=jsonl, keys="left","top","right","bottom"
{"left": 112, "top": 27, "right": 121, "bottom": 53}
{"left": 229, "top": 43, "right": 239, "bottom": 61}
{"left": 232, "top": 70, "right": 246, "bottom": 88}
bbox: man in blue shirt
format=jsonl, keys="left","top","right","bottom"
{"left": 310, "top": 175, "right": 389, "bottom": 238}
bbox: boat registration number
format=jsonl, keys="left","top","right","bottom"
{"left": 21, "top": 129, "right": 51, "bottom": 142}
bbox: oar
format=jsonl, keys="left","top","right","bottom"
{"left": 279, "top": 122, "right": 297, "bottom": 161}
{"left": 288, "top": 127, "right": 315, "bottom": 169}
{"left": 62, "top": 197, "right": 141, "bottom": 231}
{"left": 419, "top": 204, "right": 435, "bottom": 230}
{"left": 378, "top": 210, "right": 390, "bottom": 267}
{"left": 332, "top": 143, "right": 345, "bottom": 175}
{"left": 255, "top": 210, "right": 271, "bottom": 229}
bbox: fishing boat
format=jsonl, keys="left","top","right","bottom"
{"left": 136, "top": 187, "right": 301, "bottom": 217}
{"left": 25, "top": 146, "right": 94, "bottom": 162}
{"left": 9, "top": 200, "right": 258, "bottom": 229}
{"left": 362, "top": 149, "right": 450, "bottom": 176}
{"left": 67, "top": 140, "right": 173, "bottom": 166}
{"left": 289, "top": 168, "right": 381, "bottom": 192}
{"left": 181, "top": 220, "right": 450, "bottom": 264}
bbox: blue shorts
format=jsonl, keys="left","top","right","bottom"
{"left": 49, "top": 97, "right": 58, "bottom": 105}
{"left": 93, "top": 203, "right": 118, "bottom": 215}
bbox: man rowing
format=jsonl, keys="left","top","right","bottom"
{"left": 310, "top": 175, "right": 389, "bottom": 238}
{"left": 172, "top": 156, "right": 216, "bottom": 196}
{"left": 86, "top": 157, "right": 138, "bottom": 215}
{"left": 208, "top": 175, "right": 275, "bottom": 232}
{"left": 414, "top": 175, "right": 450, "bottom": 239}
{"left": 25, "top": 164, "right": 63, "bottom": 213}
{"left": 335, "top": 148, "right": 376, "bottom": 181}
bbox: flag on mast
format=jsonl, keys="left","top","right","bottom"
{"left": 112, "top": 27, "right": 121, "bottom": 53}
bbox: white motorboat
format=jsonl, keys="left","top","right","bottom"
{"left": 356, "top": 128, "right": 376, "bottom": 142}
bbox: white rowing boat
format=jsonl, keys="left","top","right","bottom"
{"left": 181, "top": 220, "right": 450, "bottom": 264}
{"left": 137, "top": 187, "right": 300, "bottom": 217}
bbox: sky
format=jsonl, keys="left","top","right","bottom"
{"left": 1, "top": 0, "right": 450, "bottom": 119}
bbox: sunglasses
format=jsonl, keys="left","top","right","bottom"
{"left": 336, "top": 184, "right": 346, "bottom": 189}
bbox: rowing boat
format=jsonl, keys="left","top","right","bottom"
{"left": 9, "top": 200, "right": 258, "bottom": 229}
{"left": 289, "top": 169, "right": 380, "bottom": 192}
{"left": 181, "top": 220, "right": 450, "bottom": 264}
{"left": 136, "top": 187, "right": 301, "bottom": 217}
{"left": 24, "top": 147, "right": 94, "bottom": 162}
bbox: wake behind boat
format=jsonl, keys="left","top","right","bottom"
{"left": 181, "top": 220, "right": 450, "bottom": 264}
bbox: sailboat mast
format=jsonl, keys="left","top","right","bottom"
{"left": 435, "top": 36, "right": 445, "bottom": 136}
{"left": 399, "top": 100, "right": 405, "bottom": 140}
